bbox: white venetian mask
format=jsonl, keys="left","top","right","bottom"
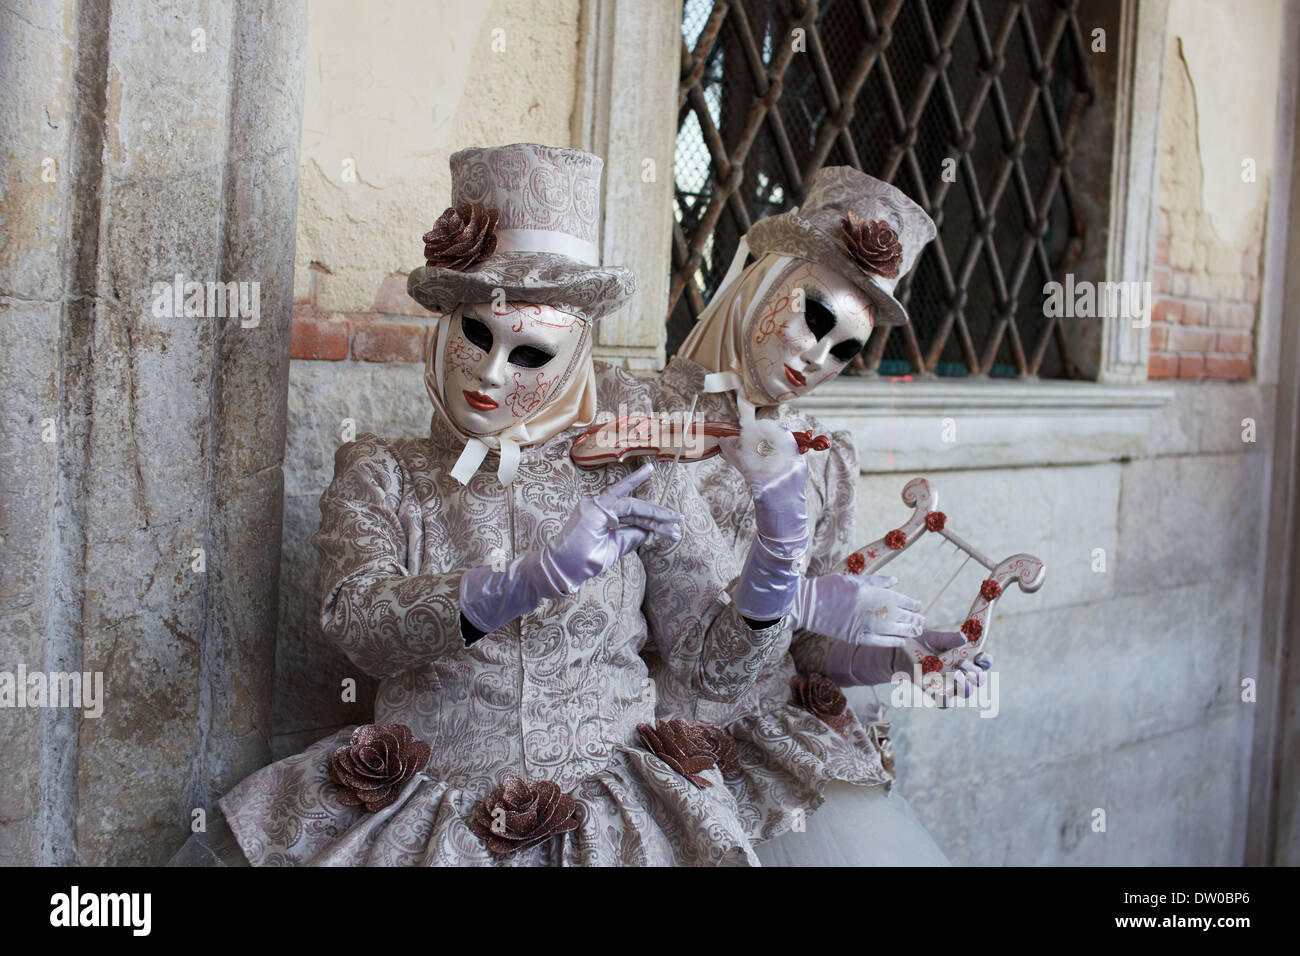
{"left": 441, "top": 302, "right": 586, "bottom": 436}
{"left": 742, "top": 259, "right": 875, "bottom": 403}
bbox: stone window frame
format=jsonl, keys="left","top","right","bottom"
{"left": 577, "top": 0, "right": 1178, "bottom": 469}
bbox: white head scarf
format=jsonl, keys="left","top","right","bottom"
{"left": 677, "top": 247, "right": 799, "bottom": 415}
{"left": 425, "top": 307, "right": 598, "bottom": 486}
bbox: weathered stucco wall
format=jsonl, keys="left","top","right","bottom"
{"left": 1149, "top": 0, "right": 1283, "bottom": 381}
{"left": 274, "top": 0, "right": 584, "bottom": 755}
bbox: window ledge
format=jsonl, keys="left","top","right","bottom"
{"left": 794, "top": 377, "right": 1175, "bottom": 471}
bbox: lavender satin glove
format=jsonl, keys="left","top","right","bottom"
{"left": 459, "top": 463, "right": 681, "bottom": 635}
{"left": 718, "top": 421, "right": 809, "bottom": 623}
{"left": 791, "top": 572, "right": 925, "bottom": 647}
{"left": 824, "top": 628, "right": 992, "bottom": 704}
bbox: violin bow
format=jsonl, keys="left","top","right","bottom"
{"left": 830, "top": 476, "right": 1046, "bottom": 678}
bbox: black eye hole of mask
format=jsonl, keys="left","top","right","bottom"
{"left": 829, "top": 338, "right": 865, "bottom": 363}
{"left": 803, "top": 296, "right": 836, "bottom": 340}
{"left": 460, "top": 312, "right": 556, "bottom": 369}
{"left": 507, "top": 344, "right": 556, "bottom": 369}
{"left": 460, "top": 313, "right": 493, "bottom": 351}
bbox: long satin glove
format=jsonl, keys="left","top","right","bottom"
{"left": 824, "top": 628, "right": 992, "bottom": 703}
{"left": 717, "top": 420, "right": 809, "bottom": 623}
{"left": 459, "top": 463, "right": 681, "bottom": 635}
{"left": 791, "top": 572, "right": 925, "bottom": 647}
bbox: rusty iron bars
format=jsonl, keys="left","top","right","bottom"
{"left": 669, "top": 0, "right": 1096, "bottom": 378}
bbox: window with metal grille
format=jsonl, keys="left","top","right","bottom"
{"left": 670, "top": 0, "right": 1114, "bottom": 380}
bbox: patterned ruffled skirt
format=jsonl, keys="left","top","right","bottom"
{"left": 217, "top": 728, "right": 760, "bottom": 867}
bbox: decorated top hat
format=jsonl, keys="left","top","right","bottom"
{"left": 407, "top": 143, "right": 635, "bottom": 323}
{"left": 745, "top": 166, "right": 936, "bottom": 326}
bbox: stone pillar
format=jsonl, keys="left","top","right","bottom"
{"left": 0, "top": 0, "right": 307, "bottom": 865}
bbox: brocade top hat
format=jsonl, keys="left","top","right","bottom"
{"left": 407, "top": 143, "right": 635, "bottom": 323}
{"left": 745, "top": 166, "right": 936, "bottom": 326}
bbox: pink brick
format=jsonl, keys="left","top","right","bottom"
{"left": 1204, "top": 356, "right": 1252, "bottom": 380}
{"left": 1149, "top": 325, "right": 1168, "bottom": 350}
{"left": 1171, "top": 271, "right": 1191, "bottom": 296}
{"left": 352, "top": 320, "right": 425, "bottom": 363}
{"left": 1148, "top": 353, "right": 1179, "bottom": 379}
{"left": 1180, "top": 300, "right": 1207, "bottom": 326}
{"left": 1152, "top": 298, "right": 1183, "bottom": 325}
{"left": 1152, "top": 266, "right": 1172, "bottom": 294}
{"left": 1154, "top": 239, "right": 1170, "bottom": 265}
{"left": 1215, "top": 330, "right": 1252, "bottom": 355}
{"left": 291, "top": 309, "right": 349, "bottom": 360}
{"left": 1178, "top": 355, "right": 1205, "bottom": 378}
{"left": 1229, "top": 303, "right": 1258, "bottom": 329}
{"left": 1168, "top": 326, "right": 1215, "bottom": 352}
{"left": 1243, "top": 276, "right": 1259, "bottom": 303}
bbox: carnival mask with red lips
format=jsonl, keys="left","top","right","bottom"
{"left": 743, "top": 259, "right": 876, "bottom": 404}
{"left": 441, "top": 302, "right": 587, "bottom": 436}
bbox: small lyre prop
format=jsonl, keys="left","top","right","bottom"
{"left": 832, "top": 477, "right": 1046, "bottom": 676}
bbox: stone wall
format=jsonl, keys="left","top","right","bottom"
{"left": 0, "top": 0, "right": 306, "bottom": 864}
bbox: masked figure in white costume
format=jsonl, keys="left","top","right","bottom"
{"left": 215, "top": 144, "right": 804, "bottom": 866}
{"left": 645, "top": 167, "right": 991, "bottom": 866}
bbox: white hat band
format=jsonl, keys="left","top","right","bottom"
{"left": 493, "top": 228, "right": 600, "bottom": 267}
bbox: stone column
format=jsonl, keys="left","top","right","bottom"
{"left": 0, "top": 0, "right": 306, "bottom": 865}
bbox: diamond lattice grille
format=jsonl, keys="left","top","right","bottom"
{"left": 670, "top": 0, "right": 1097, "bottom": 378}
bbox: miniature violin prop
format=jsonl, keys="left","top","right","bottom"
{"left": 570, "top": 413, "right": 830, "bottom": 467}
{"left": 833, "top": 476, "right": 1045, "bottom": 682}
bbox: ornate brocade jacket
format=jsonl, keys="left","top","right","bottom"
{"left": 219, "top": 363, "right": 784, "bottom": 866}
{"left": 642, "top": 355, "right": 894, "bottom": 843}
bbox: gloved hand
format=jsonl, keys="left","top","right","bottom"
{"left": 459, "top": 463, "right": 680, "bottom": 635}
{"left": 791, "top": 572, "right": 925, "bottom": 647}
{"left": 824, "top": 628, "right": 992, "bottom": 706}
{"left": 718, "top": 420, "right": 809, "bottom": 623}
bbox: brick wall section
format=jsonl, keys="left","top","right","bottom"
{"left": 291, "top": 267, "right": 438, "bottom": 364}
{"left": 1148, "top": 211, "right": 1259, "bottom": 380}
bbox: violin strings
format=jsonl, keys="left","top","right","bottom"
{"left": 658, "top": 392, "right": 699, "bottom": 507}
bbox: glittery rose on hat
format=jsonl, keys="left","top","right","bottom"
{"left": 422, "top": 202, "right": 499, "bottom": 271}
{"left": 327, "top": 723, "right": 431, "bottom": 812}
{"left": 841, "top": 211, "right": 903, "bottom": 280}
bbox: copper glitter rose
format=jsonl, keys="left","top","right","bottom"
{"left": 422, "top": 202, "right": 500, "bottom": 270}
{"left": 789, "top": 674, "right": 853, "bottom": 737}
{"left": 841, "top": 211, "right": 903, "bottom": 280}
{"left": 327, "top": 723, "right": 430, "bottom": 812}
{"left": 638, "top": 719, "right": 737, "bottom": 787}
{"left": 468, "top": 776, "right": 580, "bottom": 856}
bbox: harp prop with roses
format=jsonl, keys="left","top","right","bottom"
{"left": 835, "top": 477, "right": 1045, "bottom": 680}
